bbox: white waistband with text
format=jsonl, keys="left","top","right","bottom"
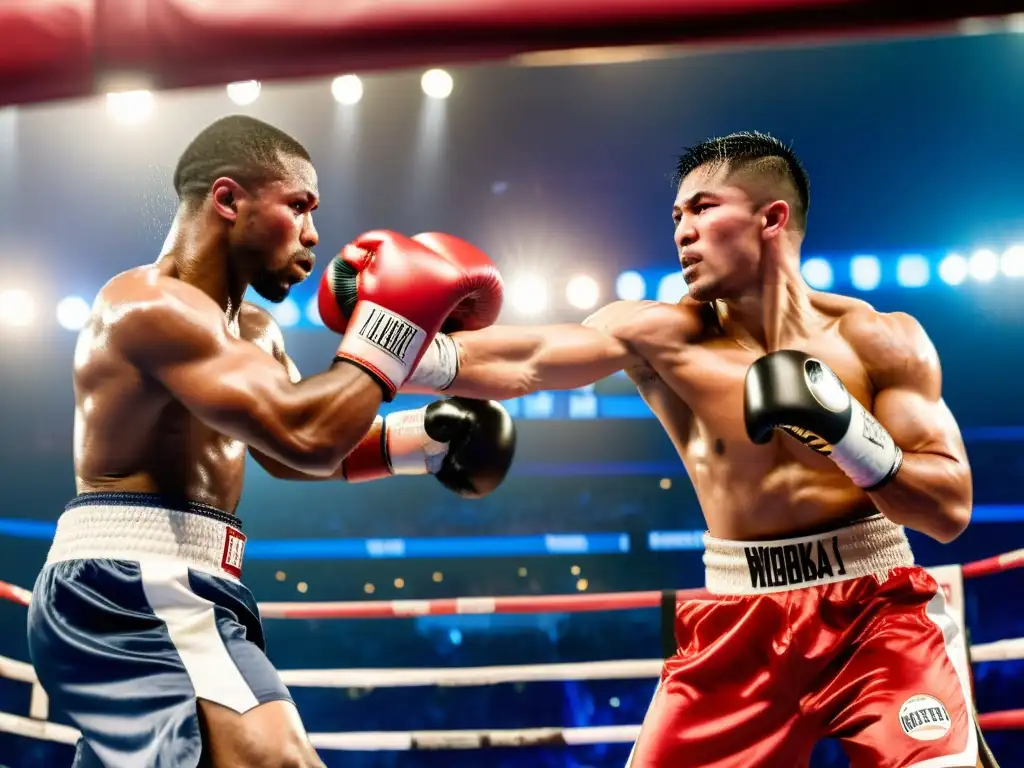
{"left": 703, "top": 515, "right": 914, "bottom": 595}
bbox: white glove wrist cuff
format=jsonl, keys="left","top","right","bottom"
{"left": 408, "top": 333, "right": 459, "bottom": 391}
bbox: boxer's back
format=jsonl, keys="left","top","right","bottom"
{"left": 630, "top": 292, "right": 883, "bottom": 541}
{"left": 72, "top": 266, "right": 248, "bottom": 512}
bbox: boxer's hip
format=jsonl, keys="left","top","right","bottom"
{"left": 702, "top": 513, "right": 915, "bottom": 595}
{"left": 27, "top": 493, "right": 287, "bottom": 768}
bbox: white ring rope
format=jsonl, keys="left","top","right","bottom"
{"left": 3, "top": 555, "right": 1024, "bottom": 749}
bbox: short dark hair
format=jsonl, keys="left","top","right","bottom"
{"left": 674, "top": 131, "right": 810, "bottom": 232}
{"left": 173, "top": 115, "right": 311, "bottom": 203}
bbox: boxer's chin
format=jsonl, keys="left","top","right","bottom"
{"left": 251, "top": 275, "right": 290, "bottom": 304}
{"left": 685, "top": 275, "right": 717, "bottom": 303}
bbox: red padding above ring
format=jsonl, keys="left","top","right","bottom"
{"left": 2, "top": 0, "right": 1023, "bottom": 107}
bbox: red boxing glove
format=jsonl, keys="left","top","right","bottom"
{"left": 318, "top": 230, "right": 501, "bottom": 400}
{"left": 412, "top": 232, "right": 503, "bottom": 332}
{"left": 405, "top": 232, "right": 504, "bottom": 392}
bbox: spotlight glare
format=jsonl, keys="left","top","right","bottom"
{"left": 421, "top": 69, "right": 454, "bottom": 99}
{"left": 968, "top": 248, "right": 999, "bottom": 282}
{"left": 895, "top": 255, "right": 930, "bottom": 288}
{"left": 1002, "top": 245, "right": 1024, "bottom": 277}
{"left": 938, "top": 254, "right": 969, "bottom": 286}
{"left": 270, "top": 298, "right": 300, "bottom": 328}
{"left": 566, "top": 275, "right": 600, "bottom": 310}
{"left": 226, "top": 80, "right": 261, "bottom": 106}
{"left": 849, "top": 255, "right": 881, "bottom": 291}
{"left": 0, "top": 289, "right": 35, "bottom": 327}
{"left": 800, "top": 257, "right": 833, "bottom": 290}
{"left": 509, "top": 274, "right": 548, "bottom": 316}
{"left": 615, "top": 270, "right": 646, "bottom": 300}
{"left": 106, "top": 90, "right": 155, "bottom": 126}
{"left": 656, "top": 273, "right": 687, "bottom": 303}
{"left": 56, "top": 296, "right": 92, "bottom": 331}
{"left": 331, "top": 75, "right": 363, "bottom": 105}
{"left": 305, "top": 296, "right": 324, "bottom": 326}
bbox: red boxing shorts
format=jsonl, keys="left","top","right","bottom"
{"left": 627, "top": 514, "right": 979, "bottom": 768}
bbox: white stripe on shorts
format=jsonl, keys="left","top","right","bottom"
{"left": 906, "top": 586, "right": 978, "bottom": 768}
{"left": 140, "top": 560, "right": 260, "bottom": 714}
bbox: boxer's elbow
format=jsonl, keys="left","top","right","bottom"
{"left": 932, "top": 463, "right": 972, "bottom": 543}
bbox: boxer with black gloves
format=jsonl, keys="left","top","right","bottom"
{"left": 403, "top": 132, "right": 982, "bottom": 767}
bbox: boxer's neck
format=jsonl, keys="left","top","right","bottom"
{"left": 156, "top": 207, "right": 247, "bottom": 319}
{"left": 716, "top": 244, "right": 815, "bottom": 353}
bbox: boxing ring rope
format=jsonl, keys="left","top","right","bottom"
{"left": 2, "top": 549, "right": 1024, "bottom": 751}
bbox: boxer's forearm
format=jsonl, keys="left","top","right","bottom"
{"left": 407, "top": 324, "right": 636, "bottom": 399}
{"left": 250, "top": 447, "right": 347, "bottom": 481}
{"left": 868, "top": 451, "right": 972, "bottom": 544}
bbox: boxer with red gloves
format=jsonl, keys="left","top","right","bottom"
{"left": 28, "top": 115, "right": 515, "bottom": 768}
{"left": 317, "top": 229, "right": 503, "bottom": 400}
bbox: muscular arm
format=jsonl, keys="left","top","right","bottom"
{"left": 115, "top": 278, "right": 382, "bottom": 477}
{"left": 406, "top": 301, "right": 667, "bottom": 400}
{"left": 859, "top": 313, "right": 972, "bottom": 542}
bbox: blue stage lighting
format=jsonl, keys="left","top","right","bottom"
{"left": 896, "top": 255, "right": 930, "bottom": 288}
{"left": 615, "top": 270, "right": 646, "bottom": 300}
{"left": 800, "top": 257, "right": 833, "bottom": 289}
{"left": 849, "top": 256, "right": 881, "bottom": 291}
{"left": 938, "top": 254, "right": 969, "bottom": 285}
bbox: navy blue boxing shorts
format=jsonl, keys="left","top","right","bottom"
{"left": 27, "top": 492, "right": 292, "bottom": 768}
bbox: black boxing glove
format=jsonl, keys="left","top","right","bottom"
{"left": 342, "top": 397, "right": 515, "bottom": 498}
{"left": 744, "top": 350, "right": 903, "bottom": 491}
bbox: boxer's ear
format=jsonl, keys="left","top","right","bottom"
{"left": 760, "top": 200, "right": 790, "bottom": 241}
{"left": 210, "top": 178, "right": 245, "bottom": 223}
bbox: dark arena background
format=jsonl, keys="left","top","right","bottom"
{"left": 2, "top": 2, "right": 1024, "bottom": 766}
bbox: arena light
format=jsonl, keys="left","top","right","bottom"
{"left": 896, "top": 255, "right": 930, "bottom": 288}
{"left": 305, "top": 296, "right": 323, "bottom": 326}
{"left": 226, "top": 80, "right": 261, "bottom": 106}
{"left": 106, "top": 90, "right": 155, "bottom": 126}
{"left": 938, "top": 253, "right": 969, "bottom": 285}
{"left": 800, "top": 257, "right": 833, "bottom": 290}
{"left": 270, "top": 298, "right": 301, "bottom": 328}
{"left": 56, "top": 296, "right": 92, "bottom": 331}
{"left": 566, "top": 275, "right": 600, "bottom": 310}
{"left": 421, "top": 69, "right": 454, "bottom": 99}
{"left": 331, "top": 75, "right": 363, "bottom": 106}
{"left": 508, "top": 274, "right": 548, "bottom": 316}
{"left": 1002, "top": 245, "right": 1024, "bottom": 277}
{"left": 656, "top": 273, "right": 687, "bottom": 303}
{"left": 849, "top": 256, "right": 881, "bottom": 291}
{"left": 0, "top": 289, "right": 35, "bottom": 328}
{"left": 968, "top": 248, "right": 999, "bottom": 282}
{"left": 614, "top": 270, "right": 646, "bottom": 300}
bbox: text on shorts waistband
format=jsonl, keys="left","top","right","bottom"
{"left": 702, "top": 514, "right": 914, "bottom": 595}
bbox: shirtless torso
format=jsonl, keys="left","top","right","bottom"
{"left": 607, "top": 292, "right": 884, "bottom": 540}
{"left": 73, "top": 265, "right": 316, "bottom": 513}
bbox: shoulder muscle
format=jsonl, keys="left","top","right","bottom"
{"left": 842, "top": 309, "right": 940, "bottom": 395}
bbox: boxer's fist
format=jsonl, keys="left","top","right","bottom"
{"left": 412, "top": 232, "right": 503, "bottom": 332}
{"left": 342, "top": 398, "right": 516, "bottom": 498}
{"left": 744, "top": 350, "right": 903, "bottom": 490}
{"left": 318, "top": 230, "right": 501, "bottom": 400}
{"left": 424, "top": 397, "right": 516, "bottom": 497}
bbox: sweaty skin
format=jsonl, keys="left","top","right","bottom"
{"left": 419, "top": 169, "right": 971, "bottom": 543}
{"left": 72, "top": 267, "right": 381, "bottom": 511}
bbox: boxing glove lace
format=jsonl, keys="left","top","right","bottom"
{"left": 744, "top": 350, "right": 903, "bottom": 491}
{"left": 342, "top": 397, "right": 516, "bottom": 498}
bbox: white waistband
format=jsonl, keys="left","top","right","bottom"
{"left": 46, "top": 503, "right": 247, "bottom": 581}
{"left": 702, "top": 515, "right": 914, "bottom": 595}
